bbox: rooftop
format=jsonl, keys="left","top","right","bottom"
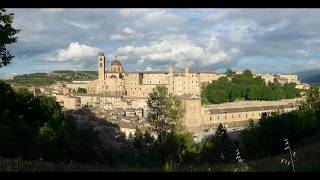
{"left": 208, "top": 104, "right": 294, "bottom": 115}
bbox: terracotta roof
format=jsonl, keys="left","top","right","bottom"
{"left": 208, "top": 104, "right": 294, "bottom": 114}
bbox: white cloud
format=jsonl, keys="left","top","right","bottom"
{"left": 110, "top": 27, "right": 143, "bottom": 41}
{"left": 65, "top": 20, "right": 99, "bottom": 30}
{"left": 110, "top": 34, "right": 127, "bottom": 41}
{"left": 168, "top": 27, "right": 179, "bottom": 31}
{"left": 119, "top": 9, "right": 150, "bottom": 17}
{"left": 145, "top": 66, "right": 153, "bottom": 71}
{"left": 46, "top": 42, "right": 101, "bottom": 62}
{"left": 116, "top": 35, "right": 203, "bottom": 63}
{"left": 40, "top": 8, "right": 64, "bottom": 13}
{"left": 122, "top": 27, "right": 136, "bottom": 35}
{"left": 116, "top": 34, "right": 240, "bottom": 68}
{"left": 119, "top": 9, "right": 184, "bottom": 28}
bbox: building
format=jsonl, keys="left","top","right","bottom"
{"left": 85, "top": 52, "right": 221, "bottom": 97}
{"left": 296, "top": 83, "right": 310, "bottom": 90}
{"left": 257, "top": 73, "right": 275, "bottom": 84}
{"left": 181, "top": 96, "right": 299, "bottom": 133}
{"left": 65, "top": 81, "right": 87, "bottom": 92}
{"left": 55, "top": 95, "right": 81, "bottom": 110}
{"left": 274, "top": 74, "right": 300, "bottom": 84}
{"left": 61, "top": 53, "right": 303, "bottom": 134}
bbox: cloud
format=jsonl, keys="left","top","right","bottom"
{"left": 4, "top": 8, "right": 320, "bottom": 75}
{"left": 46, "top": 42, "right": 101, "bottom": 62}
{"left": 119, "top": 9, "right": 184, "bottom": 29}
{"left": 115, "top": 34, "right": 241, "bottom": 70}
{"left": 145, "top": 66, "right": 153, "bottom": 71}
{"left": 168, "top": 27, "right": 179, "bottom": 31}
{"left": 110, "top": 27, "right": 143, "bottom": 41}
{"left": 65, "top": 20, "right": 99, "bottom": 30}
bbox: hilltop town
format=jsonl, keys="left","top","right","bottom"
{"left": 8, "top": 53, "right": 308, "bottom": 140}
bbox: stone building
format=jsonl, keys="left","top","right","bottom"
{"left": 181, "top": 96, "right": 298, "bottom": 133}
{"left": 85, "top": 53, "right": 221, "bottom": 97}
{"left": 55, "top": 95, "right": 81, "bottom": 110}
{"left": 274, "top": 74, "right": 300, "bottom": 84}
{"left": 66, "top": 53, "right": 302, "bottom": 134}
{"left": 65, "top": 81, "right": 88, "bottom": 92}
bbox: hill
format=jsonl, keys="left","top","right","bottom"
{"left": 297, "top": 69, "right": 320, "bottom": 83}
{"left": 7, "top": 70, "right": 98, "bottom": 86}
{"left": 1, "top": 132, "right": 319, "bottom": 172}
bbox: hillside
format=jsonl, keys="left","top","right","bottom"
{"left": 1, "top": 132, "right": 319, "bottom": 172}
{"left": 297, "top": 69, "right": 320, "bottom": 83}
{"left": 7, "top": 71, "right": 98, "bottom": 86}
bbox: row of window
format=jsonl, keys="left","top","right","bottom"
{"left": 208, "top": 112, "right": 265, "bottom": 121}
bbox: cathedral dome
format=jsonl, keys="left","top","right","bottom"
{"left": 110, "top": 59, "right": 122, "bottom": 66}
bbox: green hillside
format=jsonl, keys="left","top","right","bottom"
{"left": 7, "top": 71, "right": 98, "bottom": 86}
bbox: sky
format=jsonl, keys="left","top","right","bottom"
{"left": 1, "top": 8, "right": 320, "bottom": 78}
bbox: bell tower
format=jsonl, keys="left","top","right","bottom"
{"left": 98, "top": 52, "right": 105, "bottom": 81}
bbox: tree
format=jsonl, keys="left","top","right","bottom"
{"left": 199, "top": 124, "right": 238, "bottom": 163}
{"left": 225, "top": 69, "right": 235, "bottom": 77}
{"left": 0, "top": 8, "right": 20, "bottom": 67}
{"left": 146, "top": 86, "right": 184, "bottom": 136}
{"left": 77, "top": 87, "right": 87, "bottom": 93}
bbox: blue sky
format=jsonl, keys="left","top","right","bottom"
{"left": 1, "top": 8, "right": 320, "bottom": 78}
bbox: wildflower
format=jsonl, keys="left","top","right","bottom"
{"left": 281, "top": 138, "right": 296, "bottom": 173}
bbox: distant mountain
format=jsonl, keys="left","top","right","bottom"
{"left": 297, "top": 69, "right": 320, "bottom": 83}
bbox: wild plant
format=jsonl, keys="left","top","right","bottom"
{"left": 280, "top": 138, "right": 296, "bottom": 172}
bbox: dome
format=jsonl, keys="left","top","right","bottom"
{"left": 110, "top": 59, "right": 122, "bottom": 66}
{"left": 98, "top": 52, "right": 104, "bottom": 56}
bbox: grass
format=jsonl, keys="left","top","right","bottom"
{"left": 1, "top": 133, "right": 320, "bottom": 172}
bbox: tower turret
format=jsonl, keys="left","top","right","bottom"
{"left": 98, "top": 52, "right": 105, "bottom": 81}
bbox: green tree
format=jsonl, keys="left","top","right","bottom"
{"left": 199, "top": 124, "right": 238, "bottom": 163}
{"left": 146, "top": 86, "right": 184, "bottom": 136}
{"left": 0, "top": 8, "right": 20, "bottom": 67}
{"left": 77, "top": 87, "right": 87, "bottom": 93}
{"left": 225, "top": 69, "right": 235, "bottom": 77}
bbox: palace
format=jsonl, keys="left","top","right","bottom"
{"left": 86, "top": 52, "right": 223, "bottom": 97}
{"left": 47, "top": 53, "right": 302, "bottom": 135}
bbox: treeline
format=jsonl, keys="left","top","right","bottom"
{"left": 241, "top": 85, "right": 320, "bottom": 160}
{"left": 8, "top": 71, "right": 98, "bottom": 86}
{"left": 9, "top": 73, "right": 55, "bottom": 86}
{"left": 202, "top": 69, "right": 301, "bottom": 104}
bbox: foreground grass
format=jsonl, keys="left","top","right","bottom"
{"left": 1, "top": 133, "right": 320, "bottom": 172}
